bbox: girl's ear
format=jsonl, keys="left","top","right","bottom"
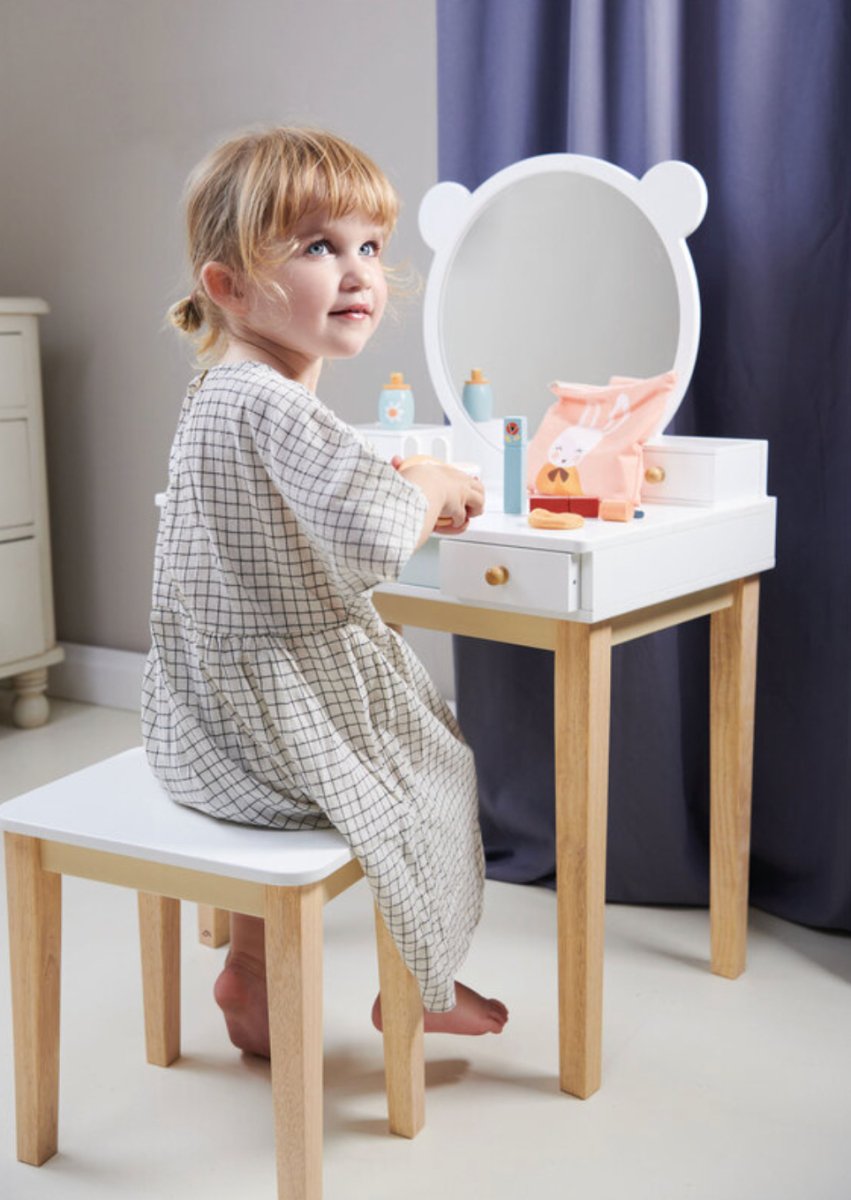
{"left": 200, "top": 261, "right": 245, "bottom": 312}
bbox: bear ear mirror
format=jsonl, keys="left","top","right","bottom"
{"left": 418, "top": 155, "right": 707, "bottom": 473}
{"left": 418, "top": 182, "right": 473, "bottom": 251}
{"left": 639, "top": 161, "right": 708, "bottom": 238}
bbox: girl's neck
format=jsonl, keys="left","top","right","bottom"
{"left": 219, "top": 336, "right": 322, "bottom": 393}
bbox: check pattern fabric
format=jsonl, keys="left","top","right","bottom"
{"left": 141, "top": 362, "right": 484, "bottom": 1010}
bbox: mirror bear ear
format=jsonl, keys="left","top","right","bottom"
{"left": 639, "top": 161, "right": 708, "bottom": 238}
{"left": 418, "top": 182, "right": 473, "bottom": 251}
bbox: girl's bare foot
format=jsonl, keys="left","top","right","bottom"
{"left": 213, "top": 914, "right": 271, "bottom": 1058}
{"left": 371, "top": 981, "right": 508, "bottom": 1036}
{"left": 213, "top": 951, "right": 270, "bottom": 1057}
{"left": 213, "top": 951, "right": 271, "bottom": 1057}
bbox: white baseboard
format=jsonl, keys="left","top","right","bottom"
{"left": 48, "top": 643, "right": 146, "bottom": 712}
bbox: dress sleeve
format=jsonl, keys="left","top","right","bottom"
{"left": 244, "top": 374, "right": 429, "bottom": 586}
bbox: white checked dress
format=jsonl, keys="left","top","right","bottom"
{"left": 142, "top": 362, "right": 484, "bottom": 1011}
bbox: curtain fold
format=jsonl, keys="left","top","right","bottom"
{"left": 438, "top": 0, "right": 851, "bottom": 928}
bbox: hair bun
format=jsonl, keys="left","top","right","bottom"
{"left": 168, "top": 294, "right": 204, "bottom": 333}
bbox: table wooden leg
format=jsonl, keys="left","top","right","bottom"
{"left": 138, "top": 892, "right": 181, "bottom": 1066}
{"left": 265, "top": 884, "right": 324, "bottom": 1200}
{"left": 554, "top": 620, "right": 612, "bottom": 1099}
{"left": 710, "top": 576, "right": 760, "bottom": 979}
{"left": 374, "top": 903, "right": 425, "bottom": 1138}
{"left": 4, "top": 833, "right": 62, "bottom": 1164}
{"left": 197, "top": 904, "right": 231, "bottom": 947}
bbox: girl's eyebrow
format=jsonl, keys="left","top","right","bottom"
{"left": 296, "top": 226, "right": 329, "bottom": 242}
{"left": 294, "top": 220, "right": 385, "bottom": 245}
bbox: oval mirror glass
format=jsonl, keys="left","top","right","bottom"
{"left": 422, "top": 156, "right": 705, "bottom": 460}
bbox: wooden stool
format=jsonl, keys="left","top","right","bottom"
{"left": 1, "top": 747, "right": 424, "bottom": 1200}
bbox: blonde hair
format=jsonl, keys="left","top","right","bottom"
{"left": 168, "top": 127, "right": 400, "bottom": 361}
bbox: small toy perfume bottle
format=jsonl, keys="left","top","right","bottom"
{"left": 378, "top": 372, "right": 415, "bottom": 429}
{"left": 462, "top": 368, "right": 493, "bottom": 421}
{"left": 503, "top": 416, "right": 527, "bottom": 515}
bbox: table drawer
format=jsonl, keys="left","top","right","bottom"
{"left": 0, "top": 333, "right": 26, "bottom": 410}
{"left": 440, "top": 540, "right": 579, "bottom": 615}
{"left": 0, "top": 537, "right": 45, "bottom": 662}
{"left": 0, "top": 420, "right": 33, "bottom": 528}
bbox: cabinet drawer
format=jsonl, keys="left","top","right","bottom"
{"left": 642, "top": 436, "right": 767, "bottom": 505}
{"left": 0, "top": 333, "right": 26, "bottom": 410}
{"left": 0, "top": 420, "right": 33, "bottom": 527}
{"left": 0, "top": 538, "right": 45, "bottom": 663}
{"left": 440, "top": 540, "right": 579, "bottom": 615}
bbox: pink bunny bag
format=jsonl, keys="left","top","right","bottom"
{"left": 527, "top": 371, "right": 677, "bottom": 505}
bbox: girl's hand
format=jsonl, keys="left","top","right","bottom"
{"left": 397, "top": 458, "right": 485, "bottom": 546}
{"left": 433, "top": 464, "right": 485, "bottom": 534}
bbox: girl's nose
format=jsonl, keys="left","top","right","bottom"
{"left": 341, "top": 255, "right": 372, "bottom": 288}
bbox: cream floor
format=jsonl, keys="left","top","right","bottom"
{"left": 1, "top": 697, "right": 849, "bottom": 1200}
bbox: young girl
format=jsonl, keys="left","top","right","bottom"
{"left": 142, "top": 127, "right": 508, "bottom": 1056}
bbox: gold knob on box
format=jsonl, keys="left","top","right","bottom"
{"left": 485, "top": 565, "right": 510, "bottom": 586}
{"left": 644, "top": 465, "right": 666, "bottom": 484}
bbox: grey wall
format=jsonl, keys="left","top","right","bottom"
{"left": 0, "top": 0, "right": 441, "bottom": 659}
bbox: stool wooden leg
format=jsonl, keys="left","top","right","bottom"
{"left": 710, "top": 576, "right": 760, "bottom": 979}
{"left": 4, "top": 833, "right": 62, "bottom": 1165}
{"left": 138, "top": 892, "right": 181, "bottom": 1066}
{"left": 554, "top": 619, "right": 612, "bottom": 1100}
{"left": 197, "top": 904, "right": 230, "bottom": 948}
{"left": 265, "top": 884, "right": 323, "bottom": 1200}
{"left": 374, "top": 904, "right": 425, "bottom": 1138}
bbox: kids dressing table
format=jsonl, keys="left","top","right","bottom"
{"left": 369, "top": 155, "right": 776, "bottom": 1099}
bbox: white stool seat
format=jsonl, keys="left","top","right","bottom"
{"left": 0, "top": 746, "right": 353, "bottom": 885}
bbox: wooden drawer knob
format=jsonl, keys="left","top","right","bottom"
{"left": 644, "top": 465, "right": 666, "bottom": 484}
{"left": 484, "top": 565, "right": 510, "bottom": 586}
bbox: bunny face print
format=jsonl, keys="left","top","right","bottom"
{"left": 527, "top": 372, "right": 677, "bottom": 505}
{"left": 542, "top": 395, "right": 633, "bottom": 493}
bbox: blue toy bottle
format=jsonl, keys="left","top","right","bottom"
{"left": 462, "top": 368, "right": 493, "bottom": 421}
{"left": 503, "top": 416, "right": 527, "bottom": 515}
{"left": 378, "top": 372, "right": 415, "bottom": 429}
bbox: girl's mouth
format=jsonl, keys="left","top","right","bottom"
{"left": 330, "top": 304, "right": 371, "bottom": 320}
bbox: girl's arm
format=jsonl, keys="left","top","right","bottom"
{"left": 396, "top": 461, "right": 486, "bottom": 550}
{"left": 247, "top": 376, "right": 483, "bottom": 584}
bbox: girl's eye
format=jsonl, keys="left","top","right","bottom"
{"left": 359, "top": 241, "right": 380, "bottom": 257}
{"left": 305, "top": 239, "right": 332, "bottom": 257}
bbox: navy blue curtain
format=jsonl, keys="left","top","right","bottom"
{"left": 438, "top": 0, "right": 851, "bottom": 928}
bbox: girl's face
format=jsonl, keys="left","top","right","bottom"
{"left": 233, "top": 210, "right": 389, "bottom": 384}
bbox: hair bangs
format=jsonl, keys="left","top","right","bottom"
{"left": 270, "top": 131, "right": 398, "bottom": 246}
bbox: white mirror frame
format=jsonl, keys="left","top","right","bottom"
{"left": 419, "top": 154, "right": 707, "bottom": 472}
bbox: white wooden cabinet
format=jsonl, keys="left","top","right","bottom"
{"left": 0, "top": 298, "right": 63, "bottom": 727}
